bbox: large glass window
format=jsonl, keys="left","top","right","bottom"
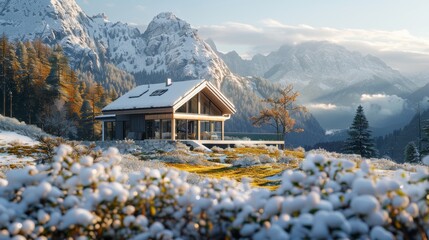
{"left": 161, "top": 120, "right": 171, "bottom": 139}
{"left": 200, "top": 93, "right": 222, "bottom": 116}
{"left": 200, "top": 121, "right": 222, "bottom": 140}
{"left": 104, "top": 121, "right": 116, "bottom": 140}
{"left": 189, "top": 95, "right": 198, "bottom": 113}
{"left": 177, "top": 103, "right": 187, "bottom": 113}
{"left": 123, "top": 121, "right": 130, "bottom": 139}
{"left": 176, "top": 120, "right": 198, "bottom": 140}
{"left": 177, "top": 93, "right": 222, "bottom": 115}
{"left": 145, "top": 120, "right": 160, "bottom": 139}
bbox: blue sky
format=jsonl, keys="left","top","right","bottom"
{"left": 76, "top": 0, "right": 429, "bottom": 74}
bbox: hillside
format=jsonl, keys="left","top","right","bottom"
{"left": 376, "top": 109, "right": 429, "bottom": 162}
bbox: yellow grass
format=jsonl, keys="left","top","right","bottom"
{"left": 164, "top": 147, "right": 306, "bottom": 190}
{"left": 166, "top": 161, "right": 300, "bottom": 190}
{"left": 208, "top": 147, "right": 305, "bottom": 164}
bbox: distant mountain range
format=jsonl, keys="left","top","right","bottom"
{"left": 0, "top": 0, "right": 326, "bottom": 146}
{"left": 1, "top": 0, "right": 428, "bottom": 150}
{"left": 209, "top": 39, "right": 429, "bottom": 133}
{"left": 209, "top": 40, "right": 416, "bottom": 103}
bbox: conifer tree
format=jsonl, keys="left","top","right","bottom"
{"left": 79, "top": 100, "right": 94, "bottom": 140}
{"left": 422, "top": 119, "right": 429, "bottom": 156}
{"left": 404, "top": 142, "right": 420, "bottom": 163}
{"left": 343, "top": 105, "right": 377, "bottom": 158}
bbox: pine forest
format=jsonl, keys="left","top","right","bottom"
{"left": 0, "top": 36, "right": 116, "bottom": 140}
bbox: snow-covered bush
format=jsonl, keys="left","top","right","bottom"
{"left": 423, "top": 155, "right": 429, "bottom": 166}
{"left": 294, "top": 146, "right": 305, "bottom": 153}
{"left": 193, "top": 146, "right": 209, "bottom": 153}
{"left": 256, "top": 144, "right": 268, "bottom": 150}
{"left": 259, "top": 154, "right": 276, "bottom": 164}
{"left": 211, "top": 146, "right": 224, "bottom": 153}
{"left": 0, "top": 145, "right": 428, "bottom": 239}
{"left": 159, "top": 151, "right": 213, "bottom": 166}
{"left": 234, "top": 143, "right": 245, "bottom": 148}
{"left": 232, "top": 156, "right": 261, "bottom": 167}
{"left": 0, "top": 115, "right": 50, "bottom": 140}
{"left": 278, "top": 155, "right": 301, "bottom": 165}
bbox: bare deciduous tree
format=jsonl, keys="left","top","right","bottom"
{"left": 251, "top": 84, "right": 306, "bottom": 140}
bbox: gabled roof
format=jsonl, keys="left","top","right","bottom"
{"left": 102, "top": 79, "right": 236, "bottom": 114}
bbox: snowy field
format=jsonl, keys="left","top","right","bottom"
{"left": 0, "top": 144, "right": 427, "bottom": 239}
{"left": 0, "top": 131, "right": 38, "bottom": 165}
{"left": 0, "top": 115, "right": 428, "bottom": 239}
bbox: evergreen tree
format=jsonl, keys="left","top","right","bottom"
{"left": 404, "top": 142, "right": 420, "bottom": 163}
{"left": 79, "top": 100, "right": 94, "bottom": 140}
{"left": 422, "top": 119, "right": 429, "bottom": 156}
{"left": 343, "top": 105, "right": 377, "bottom": 158}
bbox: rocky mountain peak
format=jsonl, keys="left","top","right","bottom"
{"left": 144, "top": 12, "right": 194, "bottom": 38}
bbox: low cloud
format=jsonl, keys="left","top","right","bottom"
{"left": 359, "top": 93, "right": 408, "bottom": 119}
{"left": 306, "top": 103, "right": 338, "bottom": 111}
{"left": 198, "top": 20, "right": 429, "bottom": 74}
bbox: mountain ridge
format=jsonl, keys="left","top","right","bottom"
{"left": 0, "top": 0, "right": 327, "bottom": 146}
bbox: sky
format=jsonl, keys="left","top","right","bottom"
{"left": 76, "top": 0, "right": 429, "bottom": 75}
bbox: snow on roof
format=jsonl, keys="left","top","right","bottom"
{"left": 103, "top": 79, "right": 206, "bottom": 112}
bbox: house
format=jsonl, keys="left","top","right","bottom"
{"left": 97, "top": 79, "right": 236, "bottom": 141}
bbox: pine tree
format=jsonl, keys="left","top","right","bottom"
{"left": 343, "top": 105, "right": 377, "bottom": 158}
{"left": 422, "top": 119, "right": 429, "bottom": 156}
{"left": 79, "top": 100, "right": 94, "bottom": 140}
{"left": 404, "top": 142, "right": 420, "bottom": 163}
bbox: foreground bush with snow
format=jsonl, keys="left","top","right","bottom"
{"left": 0, "top": 145, "right": 428, "bottom": 239}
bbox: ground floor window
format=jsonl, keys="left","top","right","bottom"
{"left": 200, "top": 121, "right": 222, "bottom": 140}
{"left": 145, "top": 120, "right": 159, "bottom": 139}
{"left": 145, "top": 119, "right": 171, "bottom": 139}
{"left": 104, "top": 121, "right": 116, "bottom": 140}
{"left": 176, "top": 120, "right": 198, "bottom": 140}
{"left": 162, "top": 120, "right": 172, "bottom": 139}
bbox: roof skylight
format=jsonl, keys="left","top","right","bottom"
{"left": 129, "top": 89, "right": 149, "bottom": 98}
{"left": 150, "top": 89, "right": 168, "bottom": 96}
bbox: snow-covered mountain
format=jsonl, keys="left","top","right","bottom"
{"left": 214, "top": 41, "right": 417, "bottom": 104}
{"left": 0, "top": 0, "right": 327, "bottom": 146}
{"left": 0, "top": 0, "right": 234, "bottom": 87}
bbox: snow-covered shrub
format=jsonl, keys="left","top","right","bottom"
{"left": 259, "top": 154, "right": 276, "bottom": 164}
{"left": 159, "top": 151, "right": 213, "bottom": 166}
{"left": 224, "top": 147, "right": 235, "bottom": 153}
{"left": 120, "top": 154, "right": 167, "bottom": 174}
{"left": 256, "top": 144, "right": 268, "bottom": 149}
{"left": 234, "top": 143, "right": 245, "bottom": 148}
{"left": 423, "top": 155, "right": 429, "bottom": 166}
{"left": 193, "top": 146, "right": 209, "bottom": 153}
{"left": 0, "top": 115, "right": 50, "bottom": 140}
{"left": 211, "top": 146, "right": 224, "bottom": 153}
{"left": 232, "top": 156, "right": 261, "bottom": 167}
{"left": 278, "top": 155, "right": 301, "bottom": 165}
{"left": 0, "top": 145, "right": 428, "bottom": 239}
{"left": 294, "top": 146, "right": 305, "bottom": 153}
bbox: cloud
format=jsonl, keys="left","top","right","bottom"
{"left": 360, "top": 94, "right": 388, "bottom": 101}
{"left": 359, "top": 93, "right": 407, "bottom": 117}
{"left": 197, "top": 20, "right": 429, "bottom": 74}
{"left": 306, "top": 103, "right": 338, "bottom": 111}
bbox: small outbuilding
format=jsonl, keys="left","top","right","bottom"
{"left": 97, "top": 79, "right": 236, "bottom": 141}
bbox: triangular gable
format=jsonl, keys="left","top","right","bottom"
{"left": 172, "top": 81, "right": 236, "bottom": 114}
